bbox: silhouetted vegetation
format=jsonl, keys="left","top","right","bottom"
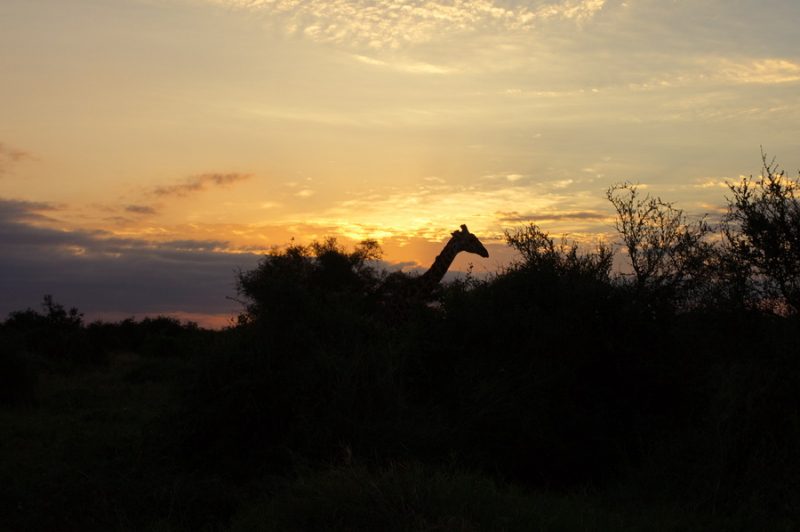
{"left": 608, "top": 182, "right": 716, "bottom": 309}
{"left": 722, "top": 151, "right": 800, "bottom": 313}
{"left": 2, "top": 154, "right": 800, "bottom": 530}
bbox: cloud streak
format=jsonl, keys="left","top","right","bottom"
{"left": 150, "top": 173, "right": 254, "bottom": 197}
{"left": 496, "top": 210, "right": 609, "bottom": 224}
{"left": 125, "top": 204, "right": 158, "bottom": 215}
{"left": 0, "top": 198, "right": 59, "bottom": 223}
{"left": 716, "top": 58, "right": 800, "bottom": 84}
{"left": 0, "top": 143, "right": 35, "bottom": 176}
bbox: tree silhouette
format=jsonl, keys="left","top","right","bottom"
{"left": 723, "top": 152, "right": 800, "bottom": 313}
{"left": 607, "top": 182, "right": 715, "bottom": 307}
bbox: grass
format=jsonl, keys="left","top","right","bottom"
{"left": 0, "top": 352, "right": 181, "bottom": 531}
{"left": 2, "top": 346, "right": 798, "bottom": 531}
{"left": 231, "top": 459, "right": 721, "bottom": 532}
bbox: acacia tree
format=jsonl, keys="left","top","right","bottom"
{"left": 504, "top": 223, "right": 614, "bottom": 282}
{"left": 607, "top": 182, "right": 715, "bottom": 306}
{"left": 233, "top": 237, "right": 383, "bottom": 327}
{"left": 722, "top": 153, "right": 800, "bottom": 313}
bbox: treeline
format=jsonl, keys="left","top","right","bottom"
{"left": 2, "top": 154, "right": 800, "bottom": 529}
{"left": 1, "top": 296, "right": 210, "bottom": 365}
{"left": 0, "top": 299, "right": 214, "bottom": 406}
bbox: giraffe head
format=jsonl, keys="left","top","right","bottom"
{"left": 451, "top": 224, "right": 489, "bottom": 258}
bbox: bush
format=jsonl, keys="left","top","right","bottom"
{"left": 391, "top": 225, "right": 693, "bottom": 487}
{"left": 607, "top": 183, "right": 715, "bottom": 310}
{"left": 2, "top": 295, "right": 107, "bottom": 365}
{"left": 166, "top": 323, "right": 408, "bottom": 479}
{"left": 503, "top": 222, "right": 615, "bottom": 283}
{"left": 722, "top": 152, "right": 800, "bottom": 313}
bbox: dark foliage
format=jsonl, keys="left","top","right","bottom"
{"left": 165, "top": 237, "right": 401, "bottom": 478}
{"left": 2, "top": 295, "right": 106, "bottom": 365}
{"left": 722, "top": 151, "right": 800, "bottom": 313}
{"left": 0, "top": 296, "right": 211, "bottom": 367}
{"left": 162, "top": 164, "right": 800, "bottom": 516}
{"left": 418, "top": 228, "right": 698, "bottom": 488}
{"left": 608, "top": 182, "right": 716, "bottom": 310}
{"left": 4, "top": 154, "right": 800, "bottom": 529}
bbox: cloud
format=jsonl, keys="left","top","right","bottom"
{"left": 496, "top": 210, "right": 609, "bottom": 224}
{"left": 353, "top": 54, "right": 452, "bottom": 74}
{"left": 0, "top": 197, "right": 260, "bottom": 323}
{"left": 631, "top": 57, "right": 800, "bottom": 88}
{"left": 212, "top": 0, "right": 607, "bottom": 51}
{"left": 0, "top": 198, "right": 59, "bottom": 223}
{"left": 280, "top": 173, "right": 613, "bottom": 245}
{"left": 125, "top": 204, "right": 158, "bottom": 215}
{"left": 715, "top": 58, "right": 800, "bottom": 84}
{"left": 693, "top": 179, "right": 731, "bottom": 189}
{"left": 0, "top": 143, "right": 35, "bottom": 176}
{"left": 150, "top": 172, "right": 254, "bottom": 197}
{"left": 155, "top": 239, "right": 231, "bottom": 252}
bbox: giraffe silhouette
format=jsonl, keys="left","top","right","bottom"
{"left": 384, "top": 224, "right": 489, "bottom": 323}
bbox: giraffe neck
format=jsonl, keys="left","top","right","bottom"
{"left": 411, "top": 238, "right": 461, "bottom": 301}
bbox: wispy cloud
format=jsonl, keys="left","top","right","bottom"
{"left": 212, "top": 0, "right": 607, "bottom": 50}
{"left": 0, "top": 197, "right": 58, "bottom": 223}
{"left": 496, "top": 210, "right": 609, "bottom": 224}
{"left": 693, "top": 179, "right": 731, "bottom": 189}
{"left": 0, "top": 143, "right": 35, "bottom": 176}
{"left": 125, "top": 204, "right": 158, "bottom": 215}
{"left": 150, "top": 173, "right": 254, "bottom": 197}
{"left": 715, "top": 58, "right": 800, "bottom": 84}
{"left": 353, "top": 54, "right": 452, "bottom": 74}
{"left": 636, "top": 57, "right": 800, "bottom": 88}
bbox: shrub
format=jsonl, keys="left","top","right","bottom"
{"left": 2, "top": 295, "right": 107, "bottom": 365}
{"left": 232, "top": 237, "right": 384, "bottom": 346}
{"left": 607, "top": 183, "right": 715, "bottom": 309}
{"left": 503, "top": 222, "right": 615, "bottom": 283}
{"left": 722, "top": 152, "right": 800, "bottom": 313}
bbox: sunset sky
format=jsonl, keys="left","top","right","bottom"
{"left": 2, "top": 0, "right": 799, "bottom": 326}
